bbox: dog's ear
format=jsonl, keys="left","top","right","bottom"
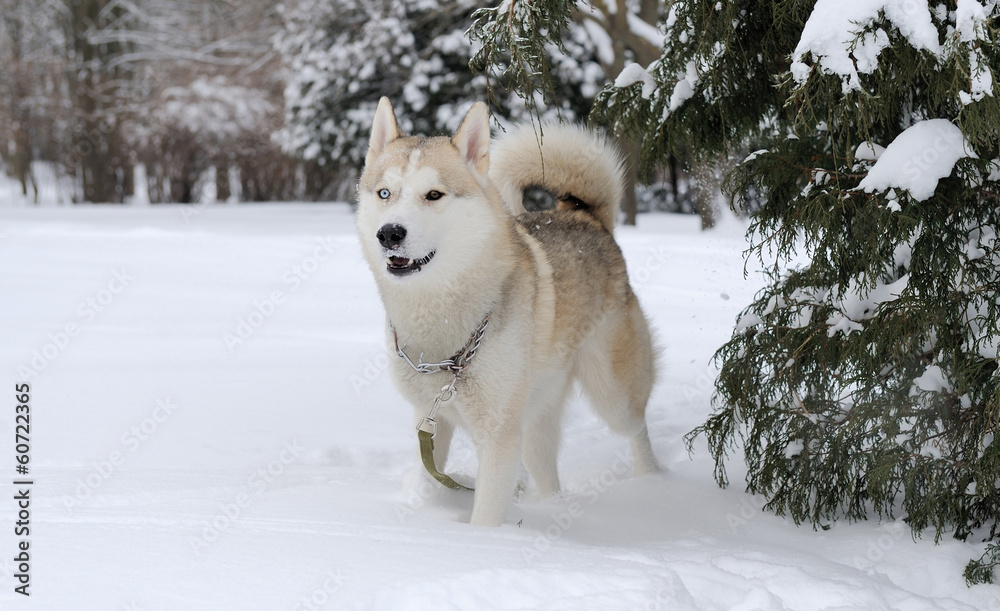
{"left": 452, "top": 102, "right": 490, "bottom": 175}
{"left": 367, "top": 97, "right": 400, "bottom": 167}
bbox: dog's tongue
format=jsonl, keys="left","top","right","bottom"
{"left": 388, "top": 256, "right": 411, "bottom": 267}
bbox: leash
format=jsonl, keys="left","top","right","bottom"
{"left": 391, "top": 312, "right": 491, "bottom": 491}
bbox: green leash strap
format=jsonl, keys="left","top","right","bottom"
{"left": 395, "top": 313, "right": 492, "bottom": 493}
{"left": 418, "top": 427, "right": 473, "bottom": 491}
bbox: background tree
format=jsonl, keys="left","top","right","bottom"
{"left": 64, "top": 0, "right": 138, "bottom": 203}
{"left": 0, "top": 0, "right": 303, "bottom": 204}
{"left": 0, "top": 0, "right": 35, "bottom": 198}
{"left": 577, "top": 0, "right": 669, "bottom": 225}
{"left": 474, "top": 0, "right": 1000, "bottom": 583}
{"left": 274, "top": 0, "right": 605, "bottom": 197}
{"left": 0, "top": 0, "right": 71, "bottom": 201}
{"left": 79, "top": 0, "right": 294, "bottom": 203}
{"left": 471, "top": 0, "right": 678, "bottom": 225}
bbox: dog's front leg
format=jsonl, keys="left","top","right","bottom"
{"left": 467, "top": 405, "right": 522, "bottom": 527}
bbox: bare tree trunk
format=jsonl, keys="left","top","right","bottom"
{"left": 120, "top": 163, "right": 133, "bottom": 203}
{"left": 216, "top": 163, "right": 232, "bottom": 203}
{"left": 620, "top": 139, "right": 640, "bottom": 226}
{"left": 65, "top": 0, "right": 127, "bottom": 203}
{"left": 667, "top": 154, "right": 679, "bottom": 202}
{"left": 606, "top": 0, "right": 651, "bottom": 226}
{"left": 576, "top": 0, "right": 662, "bottom": 226}
{"left": 691, "top": 152, "right": 741, "bottom": 230}
{"left": 638, "top": 0, "right": 657, "bottom": 27}
{"left": 2, "top": 7, "right": 34, "bottom": 200}
{"left": 691, "top": 160, "right": 719, "bottom": 230}
{"left": 11, "top": 85, "right": 33, "bottom": 201}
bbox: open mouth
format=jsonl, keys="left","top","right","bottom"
{"left": 386, "top": 250, "right": 435, "bottom": 276}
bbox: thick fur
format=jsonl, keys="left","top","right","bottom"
{"left": 488, "top": 123, "right": 625, "bottom": 232}
{"left": 357, "top": 98, "right": 658, "bottom": 526}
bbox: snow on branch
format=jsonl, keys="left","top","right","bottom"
{"left": 614, "top": 63, "right": 656, "bottom": 98}
{"left": 791, "top": 0, "right": 999, "bottom": 96}
{"left": 790, "top": 0, "right": 941, "bottom": 92}
{"left": 856, "top": 119, "right": 978, "bottom": 202}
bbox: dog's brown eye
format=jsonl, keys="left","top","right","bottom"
{"left": 426, "top": 190, "right": 444, "bottom": 201}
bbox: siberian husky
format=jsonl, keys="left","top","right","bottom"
{"left": 357, "top": 97, "right": 659, "bottom": 526}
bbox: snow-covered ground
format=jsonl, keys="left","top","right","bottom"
{"left": 1, "top": 203, "right": 998, "bottom": 610}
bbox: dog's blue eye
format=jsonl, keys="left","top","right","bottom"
{"left": 377, "top": 188, "right": 390, "bottom": 200}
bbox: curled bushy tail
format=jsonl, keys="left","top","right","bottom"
{"left": 488, "top": 123, "right": 626, "bottom": 232}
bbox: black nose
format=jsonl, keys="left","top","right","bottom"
{"left": 376, "top": 223, "right": 407, "bottom": 249}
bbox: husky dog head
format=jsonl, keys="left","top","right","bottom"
{"left": 357, "top": 98, "right": 503, "bottom": 288}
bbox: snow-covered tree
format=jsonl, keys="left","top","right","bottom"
{"left": 275, "top": 0, "right": 603, "bottom": 183}
{"left": 475, "top": 0, "right": 1000, "bottom": 583}
{"left": 0, "top": 0, "right": 290, "bottom": 203}
{"left": 81, "top": 0, "right": 288, "bottom": 203}
{"left": 132, "top": 76, "right": 277, "bottom": 202}
{"left": 470, "top": 0, "right": 675, "bottom": 224}
{"left": 0, "top": 0, "right": 64, "bottom": 199}
{"left": 704, "top": 1, "right": 1000, "bottom": 584}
